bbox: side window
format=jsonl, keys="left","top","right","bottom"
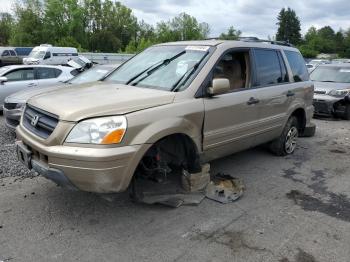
{"left": 254, "top": 49, "right": 286, "bottom": 86}
{"left": 213, "top": 50, "right": 251, "bottom": 92}
{"left": 284, "top": 50, "right": 309, "bottom": 82}
{"left": 70, "top": 69, "right": 79, "bottom": 76}
{"left": 9, "top": 50, "right": 16, "bottom": 56}
{"left": 5, "top": 68, "right": 35, "bottom": 81}
{"left": 44, "top": 51, "right": 51, "bottom": 60}
{"left": 2, "top": 50, "right": 10, "bottom": 56}
{"left": 36, "top": 68, "right": 57, "bottom": 79}
{"left": 53, "top": 68, "right": 62, "bottom": 77}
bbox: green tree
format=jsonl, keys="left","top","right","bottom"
{"left": 276, "top": 7, "right": 302, "bottom": 45}
{"left": 43, "top": 0, "right": 87, "bottom": 47}
{"left": 0, "top": 13, "right": 13, "bottom": 45}
{"left": 10, "top": 0, "right": 44, "bottom": 46}
{"left": 219, "top": 26, "right": 241, "bottom": 40}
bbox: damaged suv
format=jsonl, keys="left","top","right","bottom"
{"left": 16, "top": 40, "right": 315, "bottom": 193}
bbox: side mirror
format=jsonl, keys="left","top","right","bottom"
{"left": 208, "top": 78, "right": 230, "bottom": 95}
{"left": 0, "top": 76, "right": 8, "bottom": 84}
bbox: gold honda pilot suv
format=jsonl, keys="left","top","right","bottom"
{"left": 16, "top": 39, "right": 315, "bottom": 193}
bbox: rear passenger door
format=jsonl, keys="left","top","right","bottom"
{"left": 35, "top": 67, "right": 62, "bottom": 87}
{"left": 249, "top": 48, "right": 292, "bottom": 145}
{"left": 1, "top": 50, "right": 11, "bottom": 65}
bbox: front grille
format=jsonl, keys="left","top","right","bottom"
{"left": 23, "top": 105, "right": 59, "bottom": 139}
{"left": 3, "top": 103, "right": 18, "bottom": 110}
{"left": 313, "top": 100, "right": 331, "bottom": 114}
{"left": 314, "top": 90, "right": 327, "bottom": 95}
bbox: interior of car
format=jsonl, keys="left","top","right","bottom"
{"left": 213, "top": 51, "right": 251, "bottom": 91}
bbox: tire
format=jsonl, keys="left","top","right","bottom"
{"left": 343, "top": 104, "right": 350, "bottom": 120}
{"left": 269, "top": 116, "right": 299, "bottom": 156}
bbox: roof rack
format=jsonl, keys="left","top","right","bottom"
{"left": 238, "top": 37, "right": 294, "bottom": 47}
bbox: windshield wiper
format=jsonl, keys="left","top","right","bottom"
{"left": 127, "top": 50, "right": 186, "bottom": 86}
{"left": 171, "top": 51, "right": 209, "bottom": 92}
{"left": 320, "top": 80, "right": 335, "bottom": 82}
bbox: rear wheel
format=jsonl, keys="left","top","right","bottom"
{"left": 270, "top": 116, "right": 299, "bottom": 156}
{"left": 343, "top": 104, "right": 350, "bottom": 120}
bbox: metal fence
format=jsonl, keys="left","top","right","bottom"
{"left": 79, "top": 52, "right": 134, "bottom": 65}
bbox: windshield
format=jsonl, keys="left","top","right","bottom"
{"left": 105, "top": 45, "right": 211, "bottom": 91}
{"left": 69, "top": 66, "right": 114, "bottom": 84}
{"left": 310, "top": 67, "right": 350, "bottom": 83}
{"left": 28, "top": 50, "right": 45, "bottom": 59}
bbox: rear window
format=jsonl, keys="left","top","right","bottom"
{"left": 284, "top": 51, "right": 309, "bottom": 82}
{"left": 254, "top": 49, "right": 287, "bottom": 86}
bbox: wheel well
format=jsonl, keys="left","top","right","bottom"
{"left": 138, "top": 133, "right": 202, "bottom": 174}
{"left": 291, "top": 108, "right": 306, "bottom": 132}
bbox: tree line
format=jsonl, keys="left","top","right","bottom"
{"left": 0, "top": 1, "right": 349, "bottom": 58}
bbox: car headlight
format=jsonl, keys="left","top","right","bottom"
{"left": 15, "top": 103, "right": 26, "bottom": 110}
{"left": 328, "top": 88, "right": 350, "bottom": 97}
{"left": 66, "top": 116, "right": 127, "bottom": 144}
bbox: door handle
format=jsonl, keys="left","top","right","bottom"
{"left": 27, "top": 83, "right": 36, "bottom": 87}
{"left": 286, "top": 90, "right": 295, "bottom": 97}
{"left": 247, "top": 97, "right": 260, "bottom": 105}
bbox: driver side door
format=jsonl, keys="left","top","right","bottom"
{"left": 202, "top": 49, "right": 262, "bottom": 162}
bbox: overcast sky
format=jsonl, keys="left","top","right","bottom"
{"left": 1, "top": 0, "right": 350, "bottom": 38}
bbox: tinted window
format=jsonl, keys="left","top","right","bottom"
{"left": 2, "top": 50, "right": 10, "bottom": 56}
{"left": 9, "top": 50, "right": 16, "bottom": 56}
{"left": 70, "top": 69, "right": 79, "bottom": 76}
{"left": 284, "top": 50, "right": 309, "bottom": 82}
{"left": 5, "top": 68, "right": 34, "bottom": 81}
{"left": 36, "top": 68, "right": 59, "bottom": 79}
{"left": 254, "top": 49, "right": 285, "bottom": 86}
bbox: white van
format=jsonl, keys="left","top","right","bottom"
{"left": 23, "top": 44, "right": 78, "bottom": 65}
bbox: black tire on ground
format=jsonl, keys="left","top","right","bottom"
{"left": 343, "top": 104, "right": 350, "bottom": 120}
{"left": 269, "top": 116, "right": 299, "bottom": 156}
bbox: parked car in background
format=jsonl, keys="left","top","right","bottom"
{"left": 3, "top": 64, "right": 119, "bottom": 130}
{"left": 23, "top": 44, "right": 78, "bottom": 65}
{"left": 0, "top": 65, "right": 77, "bottom": 111}
{"left": 306, "top": 59, "right": 331, "bottom": 72}
{"left": 0, "top": 47, "right": 23, "bottom": 66}
{"left": 15, "top": 40, "right": 315, "bottom": 194}
{"left": 311, "top": 63, "right": 350, "bottom": 119}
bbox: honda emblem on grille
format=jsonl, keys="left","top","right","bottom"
{"left": 31, "top": 115, "right": 40, "bottom": 127}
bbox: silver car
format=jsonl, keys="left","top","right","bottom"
{"left": 0, "top": 65, "right": 77, "bottom": 110}
{"left": 3, "top": 64, "right": 118, "bottom": 130}
{"left": 311, "top": 63, "right": 350, "bottom": 119}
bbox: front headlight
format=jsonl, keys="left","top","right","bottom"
{"left": 328, "top": 88, "right": 350, "bottom": 97}
{"left": 66, "top": 116, "right": 127, "bottom": 144}
{"left": 15, "top": 103, "right": 26, "bottom": 110}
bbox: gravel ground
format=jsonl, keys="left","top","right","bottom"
{"left": 0, "top": 113, "right": 36, "bottom": 179}
{"left": 0, "top": 115, "right": 350, "bottom": 262}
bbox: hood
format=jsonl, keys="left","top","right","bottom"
{"left": 6, "top": 84, "right": 66, "bottom": 103}
{"left": 28, "top": 82, "right": 176, "bottom": 122}
{"left": 313, "top": 81, "right": 350, "bottom": 94}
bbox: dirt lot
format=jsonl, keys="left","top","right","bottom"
{"left": 0, "top": 115, "right": 350, "bottom": 262}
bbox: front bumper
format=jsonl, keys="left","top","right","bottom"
{"left": 16, "top": 125, "right": 150, "bottom": 193}
{"left": 313, "top": 94, "right": 347, "bottom": 116}
{"left": 3, "top": 107, "right": 22, "bottom": 130}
